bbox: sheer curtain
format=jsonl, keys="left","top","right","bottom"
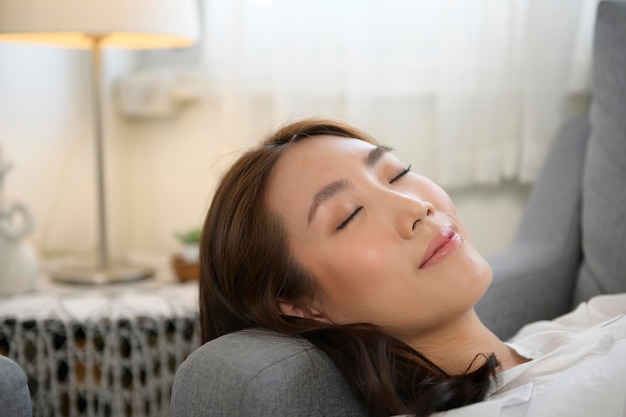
{"left": 200, "top": 0, "right": 597, "bottom": 186}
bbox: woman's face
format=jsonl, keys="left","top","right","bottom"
{"left": 267, "top": 135, "right": 492, "bottom": 343}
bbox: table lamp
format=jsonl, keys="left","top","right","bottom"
{"left": 0, "top": 0, "right": 200, "bottom": 283}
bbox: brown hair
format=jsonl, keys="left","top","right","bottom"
{"left": 199, "top": 118, "right": 498, "bottom": 417}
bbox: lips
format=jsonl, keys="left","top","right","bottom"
{"left": 419, "top": 226, "right": 463, "bottom": 269}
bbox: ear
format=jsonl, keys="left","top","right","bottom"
{"left": 277, "top": 300, "right": 331, "bottom": 324}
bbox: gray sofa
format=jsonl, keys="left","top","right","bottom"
{"left": 477, "top": 0, "right": 626, "bottom": 339}
{"left": 0, "top": 355, "right": 32, "bottom": 417}
{"left": 171, "top": 1, "right": 626, "bottom": 415}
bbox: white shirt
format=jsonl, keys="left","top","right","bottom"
{"left": 427, "top": 293, "right": 626, "bottom": 417}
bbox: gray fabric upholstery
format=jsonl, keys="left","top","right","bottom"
{"left": 478, "top": 0, "right": 626, "bottom": 339}
{"left": 575, "top": 0, "right": 626, "bottom": 303}
{"left": 172, "top": 2, "right": 626, "bottom": 414}
{"left": 171, "top": 329, "right": 366, "bottom": 417}
{"left": 476, "top": 115, "right": 589, "bottom": 340}
{"left": 0, "top": 355, "right": 32, "bottom": 417}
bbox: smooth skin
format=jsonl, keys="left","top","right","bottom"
{"left": 267, "top": 135, "right": 527, "bottom": 374}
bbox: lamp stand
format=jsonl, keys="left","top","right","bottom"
{"left": 50, "top": 36, "right": 153, "bottom": 284}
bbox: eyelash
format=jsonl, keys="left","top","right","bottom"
{"left": 390, "top": 164, "right": 412, "bottom": 183}
{"left": 335, "top": 164, "right": 412, "bottom": 231}
{"left": 336, "top": 206, "right": 363, "bottom": 231}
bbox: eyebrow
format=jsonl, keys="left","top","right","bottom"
{"left": 307, "top": 145, "right": 393, "bottom": 226}
{"left": 365, "top": 145, "right": 393, "bottom": 168}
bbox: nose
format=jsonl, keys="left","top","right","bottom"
{"left": 394, "top": 195, "right": 435, "bottom": 239}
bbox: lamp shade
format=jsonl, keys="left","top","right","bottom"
{"left": 0, "top": 0, "right": 200, "bottom": 49}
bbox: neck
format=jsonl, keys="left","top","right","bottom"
{"left": 406, "top": 309, "right": 527, "bottom": 375}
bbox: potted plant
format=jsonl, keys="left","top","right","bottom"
{"left": 176, "top": 228, "right": 201, "bottom": 263}
{"left": 172, "top": 227, "right": 202, "bottom": 282}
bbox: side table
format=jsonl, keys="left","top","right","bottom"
{"left": 0, "top": 277, "right": 200, "bottom": 417}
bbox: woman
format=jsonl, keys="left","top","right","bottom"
{"left": 199, "top": 119, "right": 626, "bottom": 417}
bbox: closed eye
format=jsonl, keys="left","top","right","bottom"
{"left": 336, "top": 206, "right": 363, "bottom": 231}
{"left": 390, "top": 164, "right": 412, "bottom": 184}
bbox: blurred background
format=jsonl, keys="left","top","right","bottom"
{"left": 0, "top": 0, "right": 598, "bottom": 269}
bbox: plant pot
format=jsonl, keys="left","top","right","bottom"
{"left": 181, "top": 244, "right": 199, "bottom": 264}
{"left": 171, "top": 254, "right": 199, "bottom": 282}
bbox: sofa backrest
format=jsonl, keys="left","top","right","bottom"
{"left": 575, "top": 0, "right": 626, "bottom": 303}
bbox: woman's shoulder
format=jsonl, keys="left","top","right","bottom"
{"left": 511, "top": 292, "right": 626, "bottom": 340}
{"left": 503, "top": 292, "right": 626, "bottom": 379}
{"left": 480, "top": 293, "right": 626, "bottom": 416}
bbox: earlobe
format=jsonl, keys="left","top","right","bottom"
{"left": 277, "top": 300, "right": 331, "bottom": 324}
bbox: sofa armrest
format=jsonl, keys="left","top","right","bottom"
{"left": 171, "top": 329, "right": 365, "bottom": 417}
{"left": 476, "top": 115, "right": 590, "bottom": 340}
{"left": 0, "top": 355, "right": 32, "bottom": 417}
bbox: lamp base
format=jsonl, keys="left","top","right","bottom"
{"left": 49, "top": 264, "right": 154, "bottom": 285}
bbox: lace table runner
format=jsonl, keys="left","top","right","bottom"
{"left": 0, "top": 280, "right": 200, "bottom": 417}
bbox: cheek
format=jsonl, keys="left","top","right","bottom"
{"left": 290, "top": 237, "right": 398, "bottom": 313}
{"left": 298, "top": 239, "right": 389, "bottom": 291}
{"left": 417, "top": 178, "right": 458, "bottom": 216}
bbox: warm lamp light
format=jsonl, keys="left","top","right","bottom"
{"left": 0, "top": 0, "right": 200, "bottom": 283}
{"left": 0, "top": 0, "right": 199, "bottom": 48}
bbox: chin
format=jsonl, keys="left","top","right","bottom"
{"left": 473, "top": 257, "right": 493, "bottom": 301}
{"left": 461, "top": 248, "right": 493, "bottom": 300}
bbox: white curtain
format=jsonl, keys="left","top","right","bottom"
{"left": 199, "top": 0, "right": 598, "bottom": 186}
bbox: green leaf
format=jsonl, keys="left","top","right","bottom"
{"left": 175, "top": 227, "right": 202, "bottom": 245}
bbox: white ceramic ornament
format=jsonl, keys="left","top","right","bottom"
{"left": 0, "top": 145, "right": 39, "bottom": 294}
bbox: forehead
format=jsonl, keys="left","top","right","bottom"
{"left": 266, "top": 135, "right": 376, "bottom": 223}
{"left": 271, "top": 135, "right": 376, "bottom": 188}
{"left": 281, "top": 135, "right": 375, "bottom": 169}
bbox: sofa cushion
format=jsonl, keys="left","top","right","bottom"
{"left": 576, "top": 0, "right": 626, "bottom": 303}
